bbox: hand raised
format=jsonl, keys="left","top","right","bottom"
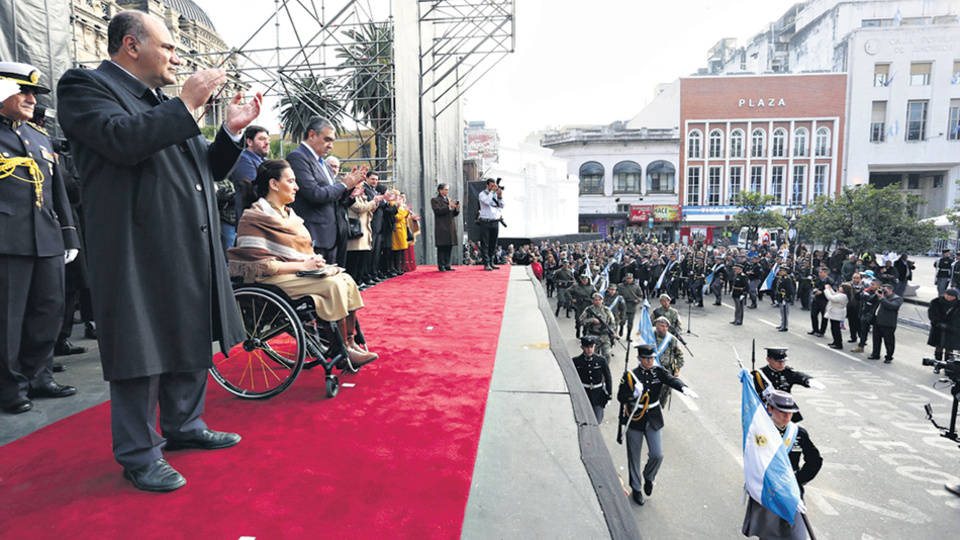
{"left": 225, "top": 92, "right": 262, "bottom": 135}
{"left": 180, "top": 68, "right": 227, "bottom": 110}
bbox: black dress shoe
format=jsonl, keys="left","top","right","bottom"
{"left": 84, "top": 322, "right": 98, "bottom": 339}
{"left": 884, "top": 357, "right": 893, "bottom": 364}
{"left": 446, "top": 267, "right": 456, "bottom": 271}
{"left": 866, "top": 355, "right": 880, "bottom": 360}
{"left": 123, "top": 459, "right": 186, "bottom": 492}
{"left": 164, "top": 429, "right": 241, "bottom": 451}
{"left": 484, "top": 265, "right": 493, "bottom": 271}
{"left": 2, "top": 396, "right": 32, "bottom": 414}
{"left": 807, "top": 330, "right": 818, "bottom": 335}
{"left": 437, "top": 267, "right": 447, "bottom": 272}
{"left": 491, "top": 265, "right": 500, "bottom": 270}
{"left": 631, "top": 490, "right": 645, "bottom": 506}
{"left": 54, "top": 339, "right": 87, "bottom": 356}
{"left": 828, "top": 344, "right": 843, "bottom": 350}
{"left": 847, "top": 338, "right": 857, "bottom": 343}
{"left": 28, "top": 382, "right": 77, "bottom": 399}
{"left": 53, "top": 362, "right": 66, "bottom": 373}
{"left": 644, "top": 479, "right": 654, "bottom": 496}
{"left": 778, "top": 328, "right": 789, "bottom": 332}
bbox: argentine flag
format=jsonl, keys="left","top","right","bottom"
{"left": 739, "top": 369, "right": 805, "bottom": 525}
{"left": 637, "top": 300, "right": 658, "bottom": 365}
{"left": 760, "top": 263, "right": 779, "bottom": 292}
{"left": 655, "top": 260, "right": 674, "bottom": 292}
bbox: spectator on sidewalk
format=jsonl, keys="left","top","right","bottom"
{"left": 867, "top": 283, "right": 902, "bottom": 364}
{"left": 928, "top": 288, "right": 960, "bottom": 362}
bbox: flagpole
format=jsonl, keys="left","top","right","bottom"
{"left": 801, "top": 512, "right": 817, "bottom": 540}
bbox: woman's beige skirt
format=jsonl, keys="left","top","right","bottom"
{"left": 258, "top": 272, "right": 364, "bottom": 321}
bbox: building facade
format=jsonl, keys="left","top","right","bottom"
{"left": 679, "top": 73, "right": 847, "bottom": 226}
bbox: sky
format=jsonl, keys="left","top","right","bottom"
{"left": 196, "top": 0, "right": 801, "bottom": 145}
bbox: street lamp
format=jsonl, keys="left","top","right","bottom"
{"left": 785, "top": 206, "right": 802, "bottom": 259}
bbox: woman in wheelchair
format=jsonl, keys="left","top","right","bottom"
{"left": 227, "top": 159, "right": 378, "bottom": 369}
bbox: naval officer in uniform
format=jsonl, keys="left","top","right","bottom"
{"left": 572, "top": 335, "right": 612, "bottom": 423}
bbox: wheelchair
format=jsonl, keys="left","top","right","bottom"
{"left": 210, "top": 281, "right": 369, "bottom": 400}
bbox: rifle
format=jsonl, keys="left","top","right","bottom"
{"left": 589, "top": 307, "right": 628, "bottom": 351}
{"left": 616, "top": 332, "right": 633, "bottom": 445}
{"left": 668, "top": 327, "right": 694, "bottom": 357}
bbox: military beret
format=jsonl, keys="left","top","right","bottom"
{"left": 591, "top": 292, "right": 603, "bottom": 300}
{"left": 653, "top": 316, "right": 670, "bottom": 325}
{"left": 624, "top": 273, "right": 634, "bottom": 279}
{"left": 659, "top": 293, "right": 671, "bottom": 301}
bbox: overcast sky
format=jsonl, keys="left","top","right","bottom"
{"left": 197, "top": 0, "right": 800, "bottom": 145}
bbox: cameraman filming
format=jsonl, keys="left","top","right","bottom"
{"left": 928, "top": 288, "right": 960, "bottom": 362}
{"left": 478, "top": 178, "right": 504, "bottom": 271}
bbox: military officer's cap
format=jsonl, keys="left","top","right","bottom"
{"left": 766, "top": 389, "right": 800, "bottom": 413}
{"left": 733, "top": 263, "right": 743, "bottom": 270}
{"left": 779, "top": 265, "right": 790, "bottom": 272}
{"left": 0, "top": 62, "right": 51, "bottom": 94}
{"left": 624, "top": 273, "right": 634, "bottom": 279}
{"left": 591, "top": 292, "right": 603, "bottom": 300}
{"left": 658, "top": 293, "right": 671, "bottom": 301}
{"left": 634, "top": 343, "right": 656, "bottom": 357}
{"left": 580, "top": 335, "right": 597, "bottom": 347}
{"left": 653, "top": 316, "right": 670, "bottom": 325}
{"left": 765, "top": 347, "right": 788, "bottom": 361}
{"left": 606, "top": 283, "right": 617, "bottom": 290}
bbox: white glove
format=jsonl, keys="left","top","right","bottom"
{"left": 0, "top": 79, "right": 20, "bottom": 103}
{"left": 808, "top": 379, "right": 826, "bottom": 391}
{"left": 682, "top": 387, "right": 699, "bottom": 399}
{"left": 65, "top": 249, "right": 79, "bottom": 264}
{"left": 632, "top": 382, "right": 644, "bottom": 399}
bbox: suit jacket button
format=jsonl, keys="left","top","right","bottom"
{"left": 195, "top": 184, "right": 203, "bottom": 191}
{"left": 200, "top": 224, "right": 209, "bottom": 233}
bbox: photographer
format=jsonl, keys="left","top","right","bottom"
{"left": 431, "top": 183, "right": 460, "bottom": 272}
{"left": 478, "top": 178, "right": 504, "bottom": 271}
{"left": 928, "top": 288, "right": 960, "bottom": 362}
{"left": 867, "top": 283, "right": 902, "bottom": 364}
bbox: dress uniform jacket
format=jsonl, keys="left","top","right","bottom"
{"left": 572, "top": 352, "right": 612, "bottom": 407}
{"left": 751, "top": 365, "right": 812, "bottom": 422}
{"left": 617, "top": 365, "right": 686, "bottom": 431}
{"left": 57, "top": 61, "right": 244, "bottom": 380}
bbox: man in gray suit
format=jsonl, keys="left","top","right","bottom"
{"left": 288, "top": 117, "right": 364, "bottom": 264}
{"left": 57, "top": 10, "right": 261, "bottom": 492}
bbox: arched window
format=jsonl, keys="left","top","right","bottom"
{"left": 687, "top": 130, "right": 702, "bottom": 159}
{"left": 751, "top": 128, "right": 765, "bottom": 158}
{"left": 771, "top": 128, "right": 787, "bottom": 157}
{"left": 793, "top": 128, "right": 808, "bottom": 157}
{"left": 647, "top": 161, "right": 676, "bottom": 193}
{"left": 815, "top": 127, "right": 831, "bottom": 156}
{"left": 729, "top": 129, "right": 744, "bottom": 158}
{"left": 709, "top": 129, "right": 724, "bottom": 158}
{"left": 579, "top": 161, "right": 604, "bottom": 195}
{"left": 613, "top": 161, "right": 642, "bottom": 193}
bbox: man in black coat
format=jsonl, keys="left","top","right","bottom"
{"left": 867, "top": 283, "right": 902, "bottom": 364}
{"left": 431, "top": 183, "right": 460, "bottom": 271}
{"left": 927, "top": 288, "right": 960, "bottom": 361}
{"left": 0, "top": 63, "right": 80, "bottom": 414}
{"left": 57, "top": 11, "right": 260, "bottom": 492}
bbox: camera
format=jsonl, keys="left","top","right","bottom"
{"left": 52, "top": 138, "right": 70, "bottom": 154}
{"left": 922, "top": 353, "right": 960, "bottom": 383}
{"left": 492, "top": 177, "right": 504, "bottom": 191}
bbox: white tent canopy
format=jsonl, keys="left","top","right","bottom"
{"left": 920, "top": 214, "right": 955, "bottom": 227}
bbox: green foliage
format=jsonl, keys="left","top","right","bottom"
{"left": 200, "top": 125, "right": 218, "bottom": 141}
{"left": 276, "top": 76, "right": 342, "bottom": 143}
{"left": 729, "top": 191, "right": 788, "bottom": 244}
{"left": 797, "top": 184, "right": 937, "bottom": 254}
{"left": 270, "top": 138, "right": 298, "bottom": 159}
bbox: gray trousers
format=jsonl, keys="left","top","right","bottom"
{"left": 626, "top": 424, "right": 663, "bottom": 492}
{"left": 937, "top": 277, "right": 951, "bottom": 296}
{"left": 779, "top": 302, "right": 790, "bottom": 330}
{"left": 733, "top": 295, "right": 745, "bottom": 323}
{"left": 593, "top": 405, "right": 605, "bottom": 424}
{"left": 748, "top": 279, "right": 760, "bottom": 305}
{"left": 110, "top": 369, "right": 209, "bottom": 470}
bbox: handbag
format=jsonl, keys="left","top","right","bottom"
{"left": 347, "top": 217, "right": 364, "bottom": 239}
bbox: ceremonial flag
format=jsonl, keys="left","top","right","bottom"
{"left": 655, "top": 260, "right": 674, "bottom": 292}
{"left": 739, "top": 368, "right": 805, "bottom": 525}
{"left": 598, "top": 267, "right": 609, "bottom": 291}
{"left": 894, "top": 7, "right": 903, "bottom": 25}
{"left": 637, "top": 300, "right": 656, "bottom": 354}
{"left": 703, "top": 269, "right": 715, "bottom": 295}
{"left": 584, "top": 256, "right": 593, "bottom": 280}
{"left": 615, "top": 247, "right": 624, "bottom": 264}
{"left": 760, "top": 263, "right": 779, "bottom": 292}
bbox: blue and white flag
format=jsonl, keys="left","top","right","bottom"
{"left": 637, "top": 300, "right": 656, "bottom": 361}
{"left": 894, "top": 7, "right": 903, "bottom": 25}
{"left": 598, "top": 267, "right": 610, "bottom": 291}
{"left": 615, "top": 247, "right": 624, "bottom": 264}
{"left": 655, "top": 260, "right": 674, "bottom": 292}
{"left": 739, "top": 369, "right": 805, "bottom": 526}
{"left": 584, "top": 256, "right": 593, "bottom": 280}
{"left": 760, "top": 263, "right": 779, "bottom": 292}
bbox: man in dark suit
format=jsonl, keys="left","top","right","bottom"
{"left": 867, "top": 283, "right": 902, "bottom": 364}
{"left": 431, "top": 183, "right": 460, "bottom": 271}
{"left": 288, "top": 117, "right": 364, "bottom": 265}
{"left": 229, "top": 124, "right": 269, "bottom": 222}
{"left": 57, "top": 10, "right": 260, "bottom": 492}
{"left": 0, "top": 62, "right": 80, "bottom": 414}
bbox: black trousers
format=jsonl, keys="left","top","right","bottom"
{"left": 478, "top": 221, "right": 499, "bottom": 266}
{"left": 110, "top": 369, "right": 209, "bottom": 470}
{"left": 810, "top": 300, "right": 828, "bottom": 333}
{"left": 872, "top": 325, "right": 896, "bottom": 360}
{"left": 0, "top": 255, "right": 63, "bottom": 403}
{"left": 829, "top": 319, "right": 843, "bottom": 346}
{"left": 436, "top": 245, "right": 453, "bottom": 269}
{"left": 345, "top": 249, "right": 368, "bottom": 282}
{"left": 367, "top": 233, "right": 383, "bottom": 278}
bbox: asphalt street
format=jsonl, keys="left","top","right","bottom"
{"left": 551, "top": 289, "right": 959, "bottom": 540}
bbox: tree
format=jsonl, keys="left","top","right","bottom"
{"left": 797, "top": 184, "right": 937, "bottom": 254}
{"left": 336, "top": 22, "right": 394, "bottom": 172}
{"left": 729, "top": 191, "right": 788, "bottom": 246}
{"left": 276, "top": 75, "right": 342, "bottom": 144}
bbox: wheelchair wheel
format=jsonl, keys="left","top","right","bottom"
{"left": 325, "top": 374, "right": 340, "bottom": 398}
{"left": 211, "top": 286, "right": 305, "bottom": 399}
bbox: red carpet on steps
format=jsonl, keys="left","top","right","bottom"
{"left": 0, "top": 266, "right": 510, "bottom": 540}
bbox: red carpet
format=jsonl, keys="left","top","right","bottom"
{"left": 0, "top": 265, "right": 510, "bottom": 540}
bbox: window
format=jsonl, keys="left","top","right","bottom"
{"left": 906, "top": 100, "right": 928, "bottom": 141}
{"left": 647, "top": 161, "right": 676, "bottom": 193}
{"left": 793, "top": 128, "right": 808, "bottom": 157}
{"left": 815, "top": 127, "right": 830, "bottom": 156}
{"left": 751, "top": 128, "right": 765, "bottom": 158}
{"left": 709, "top": 130, "right": 724, "bottom": 158}
{"left": 791, "top": 165, "right": 806, "bottom": 205}
{"left": 862, "top": 19, "right": 895, "bottom": 28}
{"left": 771, "top": 128, "right": 786, "bottom": 157}
{"left": 579, "top": 161, "right": 604, "bottom": 195}
{"left": 910, "top": 62, "right": 932, "bottom": 86}
{"left": 729, "top": 129, "right": 744, "bottom": 158}
{"left": 934, "top": 175, "right": 944, "bottom": 188}
{"left": 749, "top": 166, "right": 763, "bottom": 193}
{"left": 874, "top": 63, "right": 891, "bottom": 87}
{"left": 613, "top": 161, "right": 642, "bottom": 193}
{"left": 729, "top": 166, "right": 742, "bottom": 203}
{"left": 948, "top": 99, "right": 960, "bottom": 141}
{"left": 708, "top": 167, "right": 722, "bottom": 206}
{"left": 770, "top": 166, "right": 784, "bottom": 204}
{"left": 813, "top": 165, "right": 828, "bottom": 199}
{"left": 908, "top": 174, "right": 920, "bottom": 190}
{"left": 686, "top": 167, "right": 701, "bottom": 205}
{"left": 616, "top": 204, "right": 631, "bottom": 213}
{"left": 871, "top": 101, "right": 887, "bottom": 142}
{"left": 687, "top": 130, "right": 702, "bottom": 159}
